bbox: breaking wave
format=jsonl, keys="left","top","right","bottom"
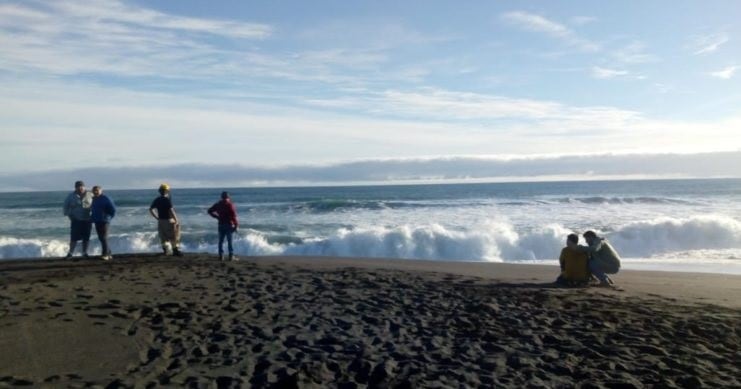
{"left": 3, "top": 215, "right": 740, "bottom": 262}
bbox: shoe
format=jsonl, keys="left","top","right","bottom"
{"left": 229, "top": 254, "right": 237, "bottom": 261}
{"left": 65, "top": 252, "right": 73, "bottom": 259}
{"left": 82, "top": 253, "right": 89, "bottom": 259}
{"left": 101, "top": 255, "right": 111, "bottom": 261}
{"left": 173, "top": 249, "right": 184, "bottom": 257}
{"left": 218, "top": 254, "right": 224, "bottom": 261}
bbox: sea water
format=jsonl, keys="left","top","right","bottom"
{"left": 1, "top": 179, "right": 740, "bottom": 274}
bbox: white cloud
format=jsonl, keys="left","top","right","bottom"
{"left": 571, "top": 16, "right": 597, "bottom": 25}
{"left": 690, "top": 33, "right": 729, "bottom": 55}
{"left": 591, "top": 66, "right": 630, "bottom": 79}
{"left": 1, "top": 78, "right": 740, "bottom": 176}
{"left": 49, "top": 0, "right": 272, "bottom": 39}
{"left": 709, "top": 66, "right": 738, "bottom": 79}
{"left": 374, "top": 89, "right": 642, "bottom": 131}
{"left": 501, "top": 11, "right": 600, "bottom": 51}
{"left": 0, "top": 0, "right": 388, "bottom": 86}
{"left": 613, "top": 42, "right": 658, "bottom": 64}
{"left": 2, "top": 152, "right": 740, "bottom": 191}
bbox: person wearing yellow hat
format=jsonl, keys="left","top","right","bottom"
{"left": 148, "top": 183, "right": 183, "bottom": 256}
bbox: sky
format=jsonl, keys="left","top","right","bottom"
{"left": 0, "top": 0, "right": 740, "bottom": 190}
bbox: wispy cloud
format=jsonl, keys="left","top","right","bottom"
{"left": 709, "top": 65, "right": 738, "bottom": 79}
{"left": 501, "top": 11, "right": 600, "bottom": 52}
{"left": 0, "top": 0, "right": 388, "bottom": 87}
{"left": 2, "top": 152, "right": 739, "bottom": 191}
{"left": 302, "top": 87, "right": 642, "bottom": 132}
{"left": 612, "top": 42, "right": 658, "bottom": 64}
{"left": 690, "top": 33, "right": 729, "bottom": 55}
{"left": 591, "top": 66, "right": 630, "bottom": 79}
{"left": 571, "top": 16, "right": 597, "bottom": 25}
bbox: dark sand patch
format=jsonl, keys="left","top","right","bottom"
{"left": 0, "top": 255, "right": 739, "bottom": 387}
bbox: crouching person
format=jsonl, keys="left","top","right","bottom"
{"left": 571, "top": 230, "right": 621, "bottom": 287}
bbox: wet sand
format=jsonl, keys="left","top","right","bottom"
{"left": 1, "top": 254, "right": 739, "bottom": 387}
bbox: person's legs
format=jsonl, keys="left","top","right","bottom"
{"left": 589, "top": 259, "right": 609, "bottom": 285}
{"left": 217, "top": 224, "right": 226, "bottom": 258}
{"left": 68, "top": 220, "right": 81, "bottom": 257}
{"left": 226, "top": 226, "right": 234, "bottom": 256}
{"left": 172, "top": 223, "right": 182, "bottom": 256}
{"left": 80, "top": 221, "right": 92, "bottom": 257}
{"left": 95, "top": 222, "right": 110, "bottom": 257}
{"left": 157, "top": 219, "right": 171, "bottom": 254}
{"left": 67, "top": 240, "right": 77, "bottom": 257}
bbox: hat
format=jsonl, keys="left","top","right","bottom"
{"left": 75, "top": 180, "right": 85, "bottom": 188}
{"left": 221, "top": 191, "right": 229, "bottom": 199}
{"left": 159, "top": 183, "right": 170, "bottom": 191}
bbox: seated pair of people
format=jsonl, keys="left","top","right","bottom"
{"left": 557, "top": 231, "right": 621, "bottom": 287}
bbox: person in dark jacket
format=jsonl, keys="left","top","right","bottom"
{"left": 149, "top": 183, "right": 183, "bottom": 256}
{"left": 208, "top": 191, "right": 239, "bottom": 261}
{"left": 91, "top": 186, "right": 116, "bottom": 261}
{"left": 63, "top": 180, "right": 93, "bottom": 258}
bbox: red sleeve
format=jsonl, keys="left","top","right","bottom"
{"left": 229, "top": 202, "right": 238, "bottom": 226}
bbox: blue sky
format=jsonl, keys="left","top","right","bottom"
{"left": 0, "top": 0, "right": 740, "bottom": 189}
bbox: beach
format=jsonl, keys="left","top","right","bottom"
{"left": 1, "top": 255, "right": 739, "bottom": 388}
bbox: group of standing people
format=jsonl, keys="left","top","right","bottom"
{"left": 63, "top": 181, "right": 239, "bottom": 261}
{"left": 63, "top": 181, "right": 116, "bottom": 260}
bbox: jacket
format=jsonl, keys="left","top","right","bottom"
{"left": 559, "top": 247, "right": 590, "bottom": 281}
{"left": 576, "top": 237, "right": 621, "bottom": 274}
{"left": 63, "top": 191, "right": 93, "bottom": 221}
{"left": 91, "top": 194, "right": 116, "bottom": 223}
{"left": 207, "top": 199, "right": 239, "bottom": 227}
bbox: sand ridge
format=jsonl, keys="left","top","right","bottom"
{"left": 0, "top": 255, "right": 739, "bottom": 387}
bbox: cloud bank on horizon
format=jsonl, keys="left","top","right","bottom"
{"left": 0, "top": 0, "right": 740, "bottom": 190}
{"left": 2, "top": 152, "right": 740, "bottom": 191}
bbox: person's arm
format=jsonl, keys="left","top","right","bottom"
{"left": 149, "top": 199, "right": 159, "bottom": 220}
{"left": 63, "top": 194, "right": 73, "bottom": 218}
{"left": 63, "top": 196, "right": 70, "bottom": 217}
{"left": 169, "top": 208, "right": 179, "bottom": 224}
{"left": 207, "top": 204, "right": 219, "bottom": 220}
{"left": 107, "top": 198, "right": 116, "bottom": 219}
{"left": 229, "top": 202, "right": 238, "bottom": 229}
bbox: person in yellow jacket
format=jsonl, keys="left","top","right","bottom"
{"left": 556, "top": 233, "right": 590, "bottom": 286}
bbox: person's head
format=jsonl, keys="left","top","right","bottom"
{"left": 221, "top": 191, "right": 229, "bottom": 200}
{"left": 583, "top": 230, "right": 598, "bottom": 244}
{"left": 74, "top": 180, "right": 85, "bottom": 194}
{"left": 92, "top": 185, "right": 102, "bottom": 197}
{"left": 566, "top": 233, "right": 579, "bottom": 245}
{"left": 158, "top": 183, "right": 170, "bottom": 196}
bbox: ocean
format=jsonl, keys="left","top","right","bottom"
{"left": 1, "top": 179, "right": 740, "bottom": 274}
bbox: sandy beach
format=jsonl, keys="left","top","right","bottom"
{"left": 1, "top": 255, "right": 739, "bottom": 388}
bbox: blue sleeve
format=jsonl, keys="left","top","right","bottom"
{"left": 107, "top": 197, "right": 116, "bottom": 218}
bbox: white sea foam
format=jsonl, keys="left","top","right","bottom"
{"left": 0, "top": 236, "right": 68, "bottom": 258}
{"left": 606, "top": 215, "right": 741, "bottom": 257}
{"left": 2, "top": 216, "right": 741, "bottom": 262}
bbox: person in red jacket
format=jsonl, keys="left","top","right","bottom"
{"left": 207, "top": 191, "right": 239, "bottom": 261}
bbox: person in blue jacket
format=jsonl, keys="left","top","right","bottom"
{"left": 91, "top": 185, "right": 116, "bottom": 261}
